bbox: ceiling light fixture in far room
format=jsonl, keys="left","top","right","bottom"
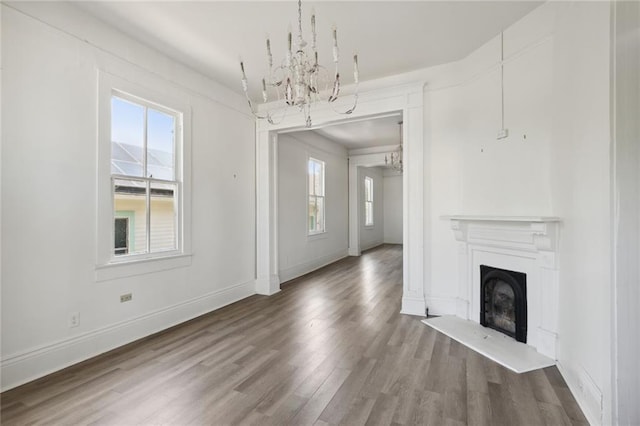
{"left": 385, "top": 121, "right": 403, "bottom": 173}
{"left": 239, "top": 0, "right": 359, "bottom": 127}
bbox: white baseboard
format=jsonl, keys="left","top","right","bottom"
{"left": 401, "top": 296, "right": 426, "bottom": 316}
{"left": 424, "top": 296, "right": 457, "bottom": 316}
{"left": 361, "top": 240, "right": 384, "bottom": 252}
{"left": 556, "top": 362, "right": 603, "bottom": 426}
{"left": 279, "top": 249, "right": 348, "bottom": 283}
{"left": 383, "top": 239, "right": 403, "bottom": 245}
{"left": 0, "top": 280, "right": 255, "bottom": 392}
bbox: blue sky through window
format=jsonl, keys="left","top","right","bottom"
{"left": 111, "top": 96, "right": 174, "bottom": 155}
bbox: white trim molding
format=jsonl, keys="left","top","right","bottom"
{"left": 256, "top": 81, "right": 427, "bottom": 316}
{"left": 445, "top": 215, "right": 561, "bottom": 359}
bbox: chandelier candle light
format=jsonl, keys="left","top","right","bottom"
{"left": 385, "top": 121, "right": 403, "bottom": 173}
{"left": 239, "top": 0, "right": 359, "bottom": 127}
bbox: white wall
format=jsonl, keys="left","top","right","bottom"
{"left": 423, "top": 2, "right": 613, "bottom": 424}
{"left": 277, "top": 132, "right": 348, "bottom": 283}
{"left": 358, "top": 166, "right": 384, "bottom": 251}
{"left": 383, "top": 170, "right": 403, "bottom": 244}
{"left": 612, "top": 1, "right": 640, "bottom": 424}
{"left": 550, "top": 4, "right": 612, "bottom": 424}
{"left": 1, "top": 3, "right": 256, "bottom": 390}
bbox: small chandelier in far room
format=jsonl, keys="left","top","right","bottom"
{"left": 239, "top": 0, "right": 359, "bottom": 127}
{"left": 386, "top": 121, "right": 403, "bottom": 173}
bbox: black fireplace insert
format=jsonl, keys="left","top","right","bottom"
{"left": 480, "top": 265, "right": 527, "bottom": 343}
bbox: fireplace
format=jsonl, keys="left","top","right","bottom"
{"left": 446, "top": 216, "right": 560, "bottom": 358}
{"left": 480, "top": 265, "right": 527, "bottom": 343}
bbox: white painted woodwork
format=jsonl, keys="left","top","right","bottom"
{"left": 446, "top": 216, "right": 561, "bottom": 359}
{"left": 95, "top": 71, "right": 193, "bottom": 281}
{"left": 612, "top": 2, "right": 640, "bottom": 424}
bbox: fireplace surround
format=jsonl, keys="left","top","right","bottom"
{"left": 447, "top": 216, "right": 561, "bottom": 359}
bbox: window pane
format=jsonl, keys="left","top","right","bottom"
{"left": 314, "top": 162, "right": 323, "bottom": 196}
{"left": 150, "top": 182, "right": 177, "bottom": 252}
{"left": 309, "top": 196, "right": 317, "bottom": 232}
{"left": 365, "top": 202, "right": 373, "bottom": 226}
{"left": 365, "top": 177, "right": 373, "bottom": 201}
{"left": 316, "top": 196, "right": 325, "bottom": 232}
{"left": 111, "top": 97, "right": 144, "bottom": 177}
{"left": 114, "top": 218, "right": 129, "bottom": 255}
{"left": 147, "top": 108, "right": 175, "bottom": 180}
{"left": 308, "top": 161, "right": 315, "bottom": 195}
{"left": 114, "top": 178, "right": 147, "bottom": 255}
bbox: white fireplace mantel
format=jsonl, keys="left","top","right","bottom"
{"left": 445, "top": 215, "right": 561, "bottom": 359}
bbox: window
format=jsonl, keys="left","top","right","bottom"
{"left": 308, "top": 158, "right": 325, "bottom": 234}
{"left": 110, "top": 93, "right": 181, "bottom": 257}
{"left": 97, "top": 72, "right": 191, "bottom": 281}
{"left": 364, "top": 176, "right": 374, "bottom": 226}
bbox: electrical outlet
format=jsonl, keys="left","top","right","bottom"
{"left": 69, "top": 312, "right": 80, "bottom": 328}
{"left": 120, "top": 293, "right": 132, "bottom": 303}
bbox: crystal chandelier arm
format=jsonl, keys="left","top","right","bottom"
{"left": 328, "top": 55, "right": 359, "bottom": 114}
{"left": 266, "top": 37, "right": 274, "bottom": 81}
{"left": 311, "top": 9, "right": 317, "bottom": 53}
{"left": 240, "top": 60, "right": 273, "bottom": 121}
{"left": 332, "top": 25, "right": 339, "bottom": 63}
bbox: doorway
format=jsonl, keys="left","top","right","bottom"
{"left": 275, "top": 115, "right": 404, "bottom": 283}
{"left": 255, "top": 82, "right": 427, "bottom": 317}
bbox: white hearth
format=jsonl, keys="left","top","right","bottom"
{"left": 446, "top": 215, "right": 561, "bottom": 360}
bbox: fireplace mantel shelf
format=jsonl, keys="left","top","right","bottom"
{"left": 443, "top": 215, "right": 561, "bottom": 223}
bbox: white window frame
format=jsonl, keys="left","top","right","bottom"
{"left": 364, "top": 176, "right": 374, "bottom": 227}
{"left": 308, "top": 157, "right": 326, "bottom": 236}
{"left": 96, "top": 71, "right": 192, "bottom": 281}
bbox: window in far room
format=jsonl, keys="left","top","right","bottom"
{"left": 308, "top": 157, "right": 325, "bottom": 235}
{"left": 364, "top": 176, "right": 374, "bottom": 226}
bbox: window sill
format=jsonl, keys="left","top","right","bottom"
{"left": 95, "top": 253, "right": 192, "bottom": 282}
{"left": 364, "top": 225, "right": 375, "bottom": 229}
{"left": 307, "top": 231, "right": 328, "bottom": 241}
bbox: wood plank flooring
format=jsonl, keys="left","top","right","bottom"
{"left": 0, "top": 244, "right": 588, "bottom": 425}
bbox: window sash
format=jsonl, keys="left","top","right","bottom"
{"left": 364, "top": 177, "right": 373, "bottom": 226}
{"left": 110, "top": 93, "right": 181, "bottom": 258}
{"left": 308, "top": 158, "right": 326, "bottom": 234}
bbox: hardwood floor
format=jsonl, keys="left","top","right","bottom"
{"left": 0, "top": 244, "right": 587, "bottom": 425}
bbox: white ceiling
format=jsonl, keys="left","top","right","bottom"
{"left": 75, "top": 1, "right": 542, "bottom": 149}
{"left": 76, "top": 1, "right": 542, "bottom": 98}
{"left": 311, "top": 114, "right": 403, "bottom": 150}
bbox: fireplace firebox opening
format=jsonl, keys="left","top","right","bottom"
{"left": 480, "top": 265, "right": 527, "bottom": 343}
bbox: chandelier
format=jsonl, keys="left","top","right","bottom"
{"left": 239, "top": 0, "right": 359, "bottom": 127}
{"left": 385, "top": 121, "right": 403, "bottom": 173}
